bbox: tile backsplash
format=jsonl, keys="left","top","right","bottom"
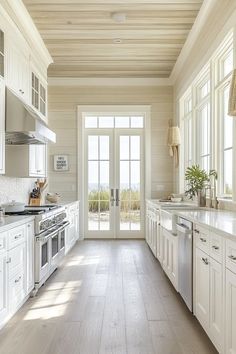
{"left": 0, "top": 176, "right": 34, "bottom": 205}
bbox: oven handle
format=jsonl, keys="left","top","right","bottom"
{"left": 36, "top": 221, "right": 70, "bottom": 242}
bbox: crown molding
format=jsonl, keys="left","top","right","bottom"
{"left": 0, "top": 0, "right": 53, "bottom": 68}
{"left": 48, "top": 77, "right": 172, "bottom": 87}
{"left": 170, "top": 0, "right": 216, "bottom": 84}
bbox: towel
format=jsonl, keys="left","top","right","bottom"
{"left": 228, "top": 69, "right": 236, "bottom": 116}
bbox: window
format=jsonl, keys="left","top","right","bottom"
{"left": 180, "top": 30, "right": 234, "bottom": 199}
{"left": 84, "top": 116, "right": 144, "bottom": 129}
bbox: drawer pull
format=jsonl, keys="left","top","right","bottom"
{"left": 15, "top": 276, "right": 22, "bottom": 283}
{"left": 6, "top": 257, "right": 11, "bottom": 264}
{"left": 202, "top": 257, "right": 209, "bottom": 265}
{"left": 14, "top": 234, "right": 22, "bottom": 240}
{"left": 212, "top": 245, "right": 219, "bottom": 250}
{"left": 228, "top": 255, "right": 236, "bottom": 261}
{"left": 200, "top": 237, "right": 207, "bottom": 243}
{"left": 194, "top": 229, "right": 200, "bottom": 234}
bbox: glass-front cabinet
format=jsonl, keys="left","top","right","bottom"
{"left": 0, "top": 30, "right": 4, "bottom": 78}
{"left": 31, "top": 71, "right": 47, "bottom": 121}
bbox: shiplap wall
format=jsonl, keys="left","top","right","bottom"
{"left": 48, "top": 85, "right": 173, "bottom": 202}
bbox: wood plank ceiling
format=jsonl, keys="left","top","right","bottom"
{"left": 23, "top": 0, "right": 204, "bottom": 78}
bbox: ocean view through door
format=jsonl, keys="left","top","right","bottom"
{"left": 83, "top": 114, "right": 145, "bottom": 239}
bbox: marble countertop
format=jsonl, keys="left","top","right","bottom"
{"left": 0, "top": 215, "right": 35, "bottom": 233}
{"left": 174, "top": 209, "right": 236, "bottom": 239}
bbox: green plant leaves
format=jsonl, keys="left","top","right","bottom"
{"left": 185, "top": 165, "right": 217, "bottom": 199}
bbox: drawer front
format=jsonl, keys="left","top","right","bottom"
{"left": 0, "top": 232, "right": 7, "bottom": 253}
{"left": 9, "top": 269, "right": 26, "bottom": 313}
{"left": 210, "top": 232, "right": 224, "bottom": 264}
{"left": 8, "top": 243, "right": 25, "bottom": 278}
{"left": 226, "top": 239, "right": 236, "bottom": 274}
{"left": 195, "top": 224, "right": 209, "bottom": 254}
{"left": 8, "top": 225, "right": 26, "bottom": 249}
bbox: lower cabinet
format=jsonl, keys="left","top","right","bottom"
{"left": 0, "top": 252, "right": 8, "bottom": 324}
{"left": 225, "top": 268, "right": 236, "bottom": 354}
{"left": 65, "top": 202, "right": 80, "bottom": 254}
{"left": 145, "top": 203, "right": 160, "bottom": 258}
{"left": 26, "top": 221, "right": 34, "bottom": 293}
{"left": 0, "top": 220, "right": 35, "bottom": 329}
{"left": 195, "top": 247, "right": 224, "bottom": 353}
{"left": 162, "top": 228, "right": 178, "bottom": 291}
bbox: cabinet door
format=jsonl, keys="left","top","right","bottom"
{"left": 209, "top": 257, "right": 223, "bottom": 353}
{"left": 0, "top": 79, "right": 5, "bottom": 174}
{"left": 195, "top": 247, "right": 210, "bottom": 331}
{"left": 169, "top": 236, "right": 178, "bottom": 290}
{"left": 0, "top": 252, "right": 8, "bottom": 324}
{"left": 75, "top": 211, "right": 80, "bottom": 240}
{"left": 29, "top": 145, "right": 46, "bottom": 177}
{"left": 226, "top": 269, "right": 236, "bottom": 354}
{"left": 26, "top": 222, "right": 34, "bottom": 293}
{"left": 6, "top": 44, "right": 29, "bottom": 102}
{"left": 156, "top": 223, "right": 161, "bottom": 262}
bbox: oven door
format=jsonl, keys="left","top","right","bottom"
{"left": 58, "top": 221, "right": 70, "bottom": 257}
{"left": 51, "top": 229, "right": 60, "bottom": 268}
{"left": 35, "top": 234, "right": 51, "bottom": 285}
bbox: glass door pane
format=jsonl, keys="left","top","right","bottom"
{"left": 88, "top": 135, "right": 110, "bottom": 231}
{"left": 119, "top": 135, "right": 141, "bottom": 232}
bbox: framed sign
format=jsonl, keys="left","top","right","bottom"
{"left": 54, "top": 155, "right": 69, "bottom": 171}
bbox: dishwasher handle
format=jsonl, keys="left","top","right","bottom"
{"left": 176, "top": 223, "right": 192, "bottom": 235}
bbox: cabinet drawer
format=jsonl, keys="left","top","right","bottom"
{"left": 195, "top": 225, "right": 209, "bottom": 253}
{"left": 0, "top": 232, "right": 7, "bottom": 253}
{"left": 210, "top": 232, "right": 224, "bottom": 264}
{"left": 8, "top": 225, "right": 26, "bottom": 249}
{"left": 226, "top": 239, "right": 236, "bottom": 274}
{"left": 9, "top": 269, "right": 25, "bottom": 313}
{"left": 8, "top": 243, "right": 25, "bottom": 278}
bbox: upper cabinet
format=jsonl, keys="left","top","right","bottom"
{"left": 0, "top": 29, "right": 4, "bottom": 78}
{"left": 31, "top": 70, "right": 47, "bottom": 123}
{"left": 0, "top": 78, "right": 5, "bottom": 175}
{"left": 5, "top": 37, "right": 30, "bottom": 104}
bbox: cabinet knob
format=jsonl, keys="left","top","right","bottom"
{"left": 212, "top": 245, "right": 219, "bottom": 250}
{"left": 228, "top": 255, "right": 236, "bottom": 261}
{"left": 194, "top": 229, "right": 200, "bottom": 234}
{"left": 202, "top": 257, "right": 209, "bottom": 265}
{"left": 6, "top": 257, "right": 11, "bottom": 264}
{"left": 200, "top": 237, "right": 207, "bottom": 243}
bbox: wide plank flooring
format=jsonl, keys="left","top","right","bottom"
{"left": 0, "top": 240, "right": 218, "bottom": 354}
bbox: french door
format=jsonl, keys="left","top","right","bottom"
{"left": 84, "top": 128, "right": 144, "bottom": 239}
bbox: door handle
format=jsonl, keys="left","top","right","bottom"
{"left": 115, "top": 189, "right": 120, "bottom": 207}
{"left": 110, "top": 189, "right": 115, "bottom": 206}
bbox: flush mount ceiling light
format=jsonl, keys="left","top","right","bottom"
{"left": 113, "top": 38, "right": 122, "bottom": 44}
{"left": 111, "top": 12, "right": 127, "bottom": 23}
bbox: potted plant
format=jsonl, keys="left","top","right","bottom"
{"left": 185, "top": 165, "right": 217, "bottom": 207}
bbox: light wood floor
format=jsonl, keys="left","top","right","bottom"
{"left": 0, "top": 240, "right": 217, "bottom": 354}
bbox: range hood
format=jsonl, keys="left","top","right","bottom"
{"left": 5, "top": 88, "right": 56, "bottom": 145}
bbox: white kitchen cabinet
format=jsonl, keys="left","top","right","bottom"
{"left": 209, "top": 256, "right": 224, "bottom": 352}
{"left": 162, "top": 227, "right": 178, "bottom": 290}
{"left": 65, "top": 202, "right": 80, "bottom": 254}
{"left": 26, "top": 222, "right": 34, "bottom": 293}
{"left": 226, "top": 268, "right": 236, "bottom": 354}
{"left": 195, "top": 247, "right": 210, "bottom": 331}
{"left": 0, "top": 78, "right": 5, "bottom": 174}
{"left": 31, "top": 71, "right": 47, "bottom": 123}
{"left": 29, "top": 145, "right": 47, "bottom": 177}
{"left": 0, "top": 252, "right": 8, "bottom": 325}
{"left": 145, "top": 202, "right": 160, "bottom": 259}
{"left": 195, "top": 246, "right": 224, "bottom": 353}
{"left": 6, "top": 39, "right": 30, "bottom": 103}
{"left": 6, "top": 144, "right": 47, "bottom": 178}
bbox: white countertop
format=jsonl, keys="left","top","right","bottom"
{"left": 174, "top": 209, "right": 236, "bottom": 239}
{"left": 0, "top": 215, "right": 35, "bottom": 233}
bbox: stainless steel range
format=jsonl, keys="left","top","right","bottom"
{"left": 33, "top": 205, "right": 69, "bottom": 295}
{"left": 6, "top": 205, "right": 69, "bottom": 295}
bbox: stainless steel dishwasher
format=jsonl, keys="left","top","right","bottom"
{"left": 176, "top": 217, "right": 193, "bottom": 312}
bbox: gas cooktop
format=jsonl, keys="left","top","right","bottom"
{"left": 5, "top": 205, "right": 61, "bottom": 216}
